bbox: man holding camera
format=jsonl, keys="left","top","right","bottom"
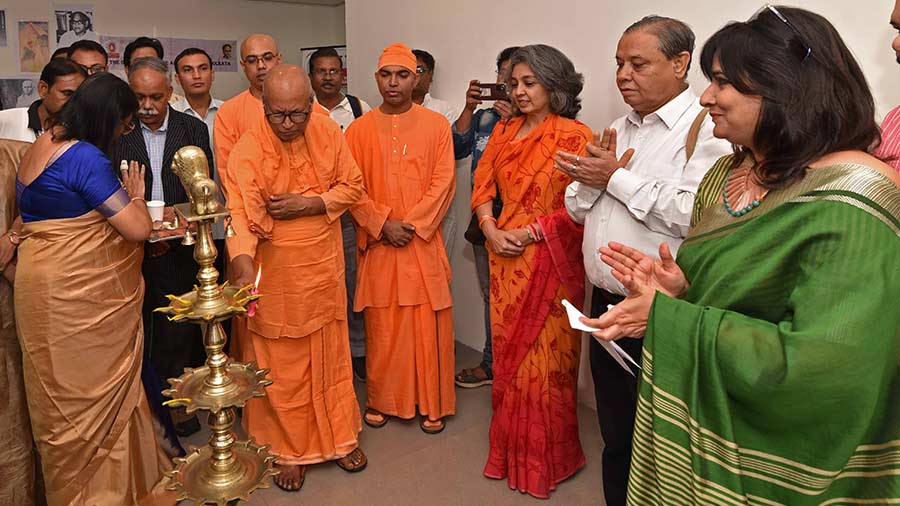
{"left": 451, "top": 46, "right": 519, "bottom": 389}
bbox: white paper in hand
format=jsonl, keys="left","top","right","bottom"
{"left": 561, "top": 299, "right": 640, "bottom": 376}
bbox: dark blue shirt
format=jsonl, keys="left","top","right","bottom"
{"left": 452, "top": 108, "right": 503, "bottom": 187}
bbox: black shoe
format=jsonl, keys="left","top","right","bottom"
{"left": 174, "top": 415, "right": 201, "bottom": 437}
{"left": 352, "top": 356, "right": 366, "bottom": 382}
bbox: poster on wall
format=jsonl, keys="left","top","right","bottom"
{"left": 0, "top": 11, "right": 7, "bottom": 48}
{"left": 19, "top": 21, "right": 51, "bottom": 73}
{"left": 0, "top": 76, "right": 40, "bottom": 110}
{"left": 301, "top": 45, "right": 348, "bottom": 94}
{"left": 54, "top": 5, "right": 98, "bottom": 47}
{"left": 100, "top": 36, "right": 238, "bottom": 72}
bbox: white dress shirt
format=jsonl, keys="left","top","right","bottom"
{"left": 172, "top": 96, "right": 225, "bottom": 240}
{"left": 565, "top": 86, "right": 732, "bottom": 296}
{"left": 0, "top": 108, "right": 36, "bottom": 143}
{"left": 316, "top": 95, "right": 372, "bottom": 131}
{"left": 422, "top": 93, "right": 458, "bottom": 124}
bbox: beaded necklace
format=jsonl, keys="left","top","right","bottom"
{"left": 722, "top": 160, "right": 770, "bottom": 217}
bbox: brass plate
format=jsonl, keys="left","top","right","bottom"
{"left": 166, "top": 439, "right": 278, "bottom": 506}
{"left": 163, "top": 362, "right": 272, "bottom": 414}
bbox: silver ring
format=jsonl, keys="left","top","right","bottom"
{"left": 575, "top": 155, "right": 581, "bottom": 164}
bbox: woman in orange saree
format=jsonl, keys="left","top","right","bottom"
{"left": 15, "top": 74, "right": 174, "bottom": 506}
{"left": 471, "top": 44, "right": 592, "bottom": 499}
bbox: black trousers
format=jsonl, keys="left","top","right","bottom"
{"left": 590, "top": 286, "right": 643, "bottom": 506}
{"left": 142, "top": 242, "right": 206, "bottom": 384}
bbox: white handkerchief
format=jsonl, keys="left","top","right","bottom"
{"left": 561, "top": 299, "right": 640, "bottom": 376}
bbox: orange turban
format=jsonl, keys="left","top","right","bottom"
{"left": 377, "top": 43, "right": 417, "bottom": 72}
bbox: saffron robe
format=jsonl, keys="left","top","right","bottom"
{"left": 346, "top": 104, "right": 456, "bottom": 419}
{"left": 224, "top": 111, "right": 364, "bottom": 465}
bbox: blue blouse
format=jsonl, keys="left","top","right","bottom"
{"left": 17, "top": 142, "right": 129, "bottom": 223}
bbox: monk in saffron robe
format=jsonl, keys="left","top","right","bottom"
{"left": 224, "top": 65, "right": 366, "bottom": 492}
{"left": 346, "top": 43, "right": 456, "bottom": 433}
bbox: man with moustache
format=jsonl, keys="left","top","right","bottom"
{"left": 225, "top": 64, "right": 367, "bottom": 492}
{"left": 110, "top": 56, "right": 214, "bottom": 437}
{"left": 879, "top": 0, "right": 900, "bottom": 170}
{"left": 0, "top": 59, "right": 86, "bottom": 142}
{"left": 554, "top": 16, "right": 730, "bottom": 506}
{"left": 346, "top": 43, "right": 456, "bottom": 434}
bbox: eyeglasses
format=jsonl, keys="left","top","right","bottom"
{"left": 416, "top": 65, "right": 429, "bottom": 74}
{"left": 242, "top": 52, "right": 277, "bottom": 65}
{"left": 265, "top": 108, "right": 312, "bottom": 125}
{"left": 314, "top": 69, "right": 340, "bottom": 77}
{"left": 120, "top": 120, "right": 135, "bottom": 135}
{"left": 752, "top": 4, "right": 812, "bottom": 62}
{"left": 78, "top": 63, "right": 107, "bottom": 75}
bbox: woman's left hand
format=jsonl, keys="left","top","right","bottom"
{"left": 579, "top": 273, "right": 655, "bottom": 341}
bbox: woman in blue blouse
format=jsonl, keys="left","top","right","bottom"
{"left": 14, "top": 73, "right": 175, "bottom": 505}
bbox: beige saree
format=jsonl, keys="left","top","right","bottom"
{"left": 15, "top": 210, "right": 174, "bottom": 506}
{"left": 0, "top": 139, "right": 42, "bottom": 506}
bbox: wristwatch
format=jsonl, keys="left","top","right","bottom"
{"left": 7, "top": 231, "right": 19, "bottom": 246}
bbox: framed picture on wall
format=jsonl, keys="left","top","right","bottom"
{"left": 18, "top": 21, "right": 50, "bottom": 73}
{"left": 0, "top": 77, "right": 40, "bottom": 110}
{"left": 301, "top": 45, "right": 348, "bottom": 95}
{"left": 0, "top": 11, "right": 7, "bottom": 48}
{"left": 54, "top": 5, "right": 98, "bottom": 47}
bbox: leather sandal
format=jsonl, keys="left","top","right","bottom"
{"left": 419, "top": 415, "right": 445, "bottom": 435}
{"left": 335, "top": 448, "right": 368, "bottom": 473}
{"left": 364, "top": 408, "right": 388, "bottom": 428}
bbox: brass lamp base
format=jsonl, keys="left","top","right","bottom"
{"left": 166, "top": 438, "right": 279, "bottom": 506}
{"left": 163, "top": 362, "right": 272, "bottom": 414}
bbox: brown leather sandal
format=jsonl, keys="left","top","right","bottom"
{"left": 419, "top": 415, "right": 445, "bottom": 435}
{"left": 335, "top": 447, "right": 368, "bottom": 473}
{"left": 364, "top": 408, "right": 388, "bottom": 428}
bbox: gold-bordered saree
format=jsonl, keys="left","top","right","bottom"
{"left": 628, "top": 155, "right": 900, "bottom": 505}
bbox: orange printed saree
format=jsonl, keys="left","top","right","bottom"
{"left": 471, "top": 113, "right": 591, "bottom": 498}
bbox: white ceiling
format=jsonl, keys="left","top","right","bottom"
{"left": 247, "top": 0, "right": 344, "bottom": 5}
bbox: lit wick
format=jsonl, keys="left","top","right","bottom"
{"left": 247, "top": 265, "right": 261, "bottom": 317}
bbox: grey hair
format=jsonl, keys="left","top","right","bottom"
{"left": 509, "top": 44, "right": 583, "bottom": 119}
{"left": 624, "top": 15, "right": 695, "bottom": 76}
{"left": 127, "top": 56, "right": 171, "bottom": 82}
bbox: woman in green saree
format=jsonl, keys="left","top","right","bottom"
{"left": 584, "top": 6, "right": 900, "bottom": 505}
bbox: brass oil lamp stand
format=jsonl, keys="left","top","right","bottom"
{"left": 154, "top": 146, "right": 277, "bottom": 505}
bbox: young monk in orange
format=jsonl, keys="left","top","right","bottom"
{"left": 346, "top": 43, "right": 456, "bottom": 434}
{"left": 225, "top": 65, "right": 366, "bottom": 492}
{"left": 215, "top": 33, "right": 328, "bottom": 184}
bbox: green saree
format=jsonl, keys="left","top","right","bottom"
{"left": 628, "top": 155, "right": 900, "bottom": 505}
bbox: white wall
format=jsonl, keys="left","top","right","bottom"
{"left": 0, "top": 0, "right": 346, "bottom": 100}
{"left": 346, "top": 0, "right": 900, "bottom": 405}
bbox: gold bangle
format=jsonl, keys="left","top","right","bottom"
{"left": 131, "top": 196, "right": 146, "bottom": 203}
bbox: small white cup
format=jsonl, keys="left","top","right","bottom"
{"left": 147, "top": 200, "right": 165, "bottom": 222}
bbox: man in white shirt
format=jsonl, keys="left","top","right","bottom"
{"left": 0, "top": 59, "right": 86, "bottom": 142}
{"left": 308, "top": 46, "right": 371, "bottom": 381}
{"left": 309, "top": 47, "right": 371, "bottom": 131}
{"left": 172, "top": 47, "right": 225, "bottom": 243}
{"left": 412, "top": 49, "right": 458, "bottom": 123}
{"left": 556, "top": 16, "right": 731, "bottom": 506}
{"left": 412, "top": 49, "right": 461, "bottom": 256}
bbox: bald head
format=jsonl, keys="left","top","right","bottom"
{"left": 263, "top": 64, "right": 313, "bottom": 142}
{"left": 240, "top": 33, "right": 282, "bottom": 94}
{"left": 241, "top": 34, "right": 278, "bottom": 58}
{"left": 264, "top": 65, "right": 311, "bottom": 103}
